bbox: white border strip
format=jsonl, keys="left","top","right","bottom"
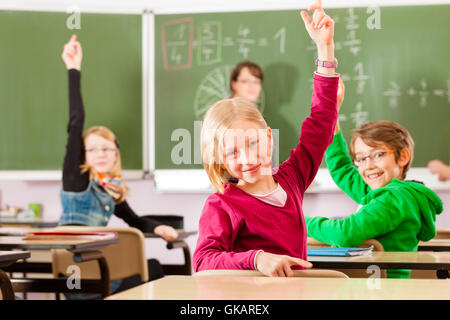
{"left": 151, "top": 0, "right": 450, "bottom": 14}
{"left": 153, "top": 168, "right": 450, "bottom": 193}
{"left": 1, "top": 0, "right": 448, "bottom": 15}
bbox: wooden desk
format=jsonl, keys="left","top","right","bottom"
{"left": 0, "top": 235, "right": 119, "bottom": 298}
{"left": 106, "top": 275, "right": 450, "bottom": 300}
{"left": 308, "top": 251, "right": 450, "bottom": 279}
{"left": 418, "top": 239, "right": 450, "bottom": 252}
{"left": 0, "top": 217, "right": 58, "bottom": 228}
{"left": 144, "top": 230, "right": 197, "bottom": 276}
{"left": 0, "top": 251, "right": 30, "bottom": 300}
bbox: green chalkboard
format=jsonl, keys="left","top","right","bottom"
{"left": 154, "top": 5, "right": 450, "bottom": 170}
{"left": 0, "top": 11, "right": 142, "bottom": 170}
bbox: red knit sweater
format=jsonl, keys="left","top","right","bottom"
{"left": 193, "top": 73, "right": 338, "bottom": 271}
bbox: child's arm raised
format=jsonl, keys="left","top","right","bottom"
{"left": 325, "top": 79, "right": 371, "bottom": 203}
{"left": 300, "top": 0, "right": 335, "bottom": 75}
{"left": 61, "top": 34, "right": 89, "bottom": 192}
{"left": 278, "top": 1, "right": 338, "bottom": 191}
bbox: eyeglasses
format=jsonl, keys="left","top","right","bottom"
{"left": 85, "top": 147, "right": 117, "bottom": 154}
{"left": 354, "top": 150, "right": 395, "bottom": 167}
{"left": 236, "top": 79, "right": 262, "bottom": 86}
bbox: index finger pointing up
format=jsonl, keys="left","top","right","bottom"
{"left": 308, "top": 0, "right": 323, "bottom": 12}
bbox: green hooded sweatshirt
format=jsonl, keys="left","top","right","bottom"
{"left": 305, "top": 132, "right": 443, "bottom": 278}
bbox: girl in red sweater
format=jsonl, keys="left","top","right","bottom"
{"left": 193, "top": 0, "right": 340, "bottom": 277}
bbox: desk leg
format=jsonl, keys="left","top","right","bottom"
{"left": 0, "top": 269, "right": 16, "bottom": 300}
{"left": 165, "top": 240, "right": 192, "bottom": 275}
{"left": 73, "top": 252, "right": 111, "bottom": 297}
{"left": 97, "top": 257, "right": 110, "bottom": 297}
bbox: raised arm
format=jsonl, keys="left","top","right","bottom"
{"left": 277, "top": 1, "right": 338, "bottom": 191}
{"left": 326, "top": 79, "right": 371, "bottom": 202}
{"left": 61, "top": 35, "right": 89, "bottom": 192}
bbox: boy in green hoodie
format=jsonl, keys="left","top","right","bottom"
{"left": 305, "top": 79, "right": 443, "bottom": 278}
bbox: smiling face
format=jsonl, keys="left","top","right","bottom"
{"left": 231, "top": 67, "right": 262, "bottom": 103}
{"left": 84, "top": 133, "right": 118, "bottom": 174}
{"left": 221, "top": 120, "right": 273, "bottom": 186}
{"left": 353, "top": 137, "right": 410, "bottom": 189}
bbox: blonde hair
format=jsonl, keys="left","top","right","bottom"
{"left": 80, "top": 126, "right": 128, "bottom": 202}
{"left": 349, "top": 120, "right": 415, "bottom": 180}
{"left": 201, "top": 98, "right": 268, "bottom": 193}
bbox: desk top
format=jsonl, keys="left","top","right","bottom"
{"left": 0, "top": 236, "right": 119, "bottom": 252}
{"left": 0, "top": 251, "right": 30, "bottom": 268}
{"left": 308, "top": 251, "right": 450, "bottom": 270}
{"left": 0, "top": 217, "right": 58, "bottom": 228}
{"left": 419, "top": 239, "right": 450, "bottom": 251}
{"left": 106, "top": 275, "right": 450, "bottom": 300}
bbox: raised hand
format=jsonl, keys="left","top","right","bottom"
{"left": 62, "top": 34, "right": 83, "bottom": 70}
{"left": 255, "top": 251, "right": 313, "bottom": 277}
{"left": 428, "top": 160, "right": 450, "bottom": 182}
{"left": 300, "top": 0, "right": 335, "bottom": 48}
{"left": 154, "top": 225, "right": 179, "bottom": 242}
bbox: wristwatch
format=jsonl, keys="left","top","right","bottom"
{"left": 315, "top": 58, "right": 338, "bottom": 68}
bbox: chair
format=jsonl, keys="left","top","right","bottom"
{"left": 51, "top": 226, "right": 148, "bottom": 298}
{"left": 307, "top": 237, "right": 387, "bottom": 278}
{"left": 194, "top": 269, "right": 349, "bottom": 278}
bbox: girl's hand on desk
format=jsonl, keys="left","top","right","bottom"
{"left": 62, "top": 34, "right": 83, "bottom": 71}
{"left": 154, "top": 225, "right": 179, "bottom": 242}
{"left": 255, "top": 251, "right": 313, "bottom": 277}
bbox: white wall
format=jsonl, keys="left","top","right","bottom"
{"left": 1, "top": 0, "right": 449, "bottom": 266}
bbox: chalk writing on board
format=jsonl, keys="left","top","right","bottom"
{"left": 273, "top": 27, "right": 286, "bottom": 54}
{"left": 162, "top": 18, "right": 194, "bottom": 70}
{"left": 350, "top": 102, "right": 369, "bottom": 128}
{"left": 194, "top": 65, "right": 265, "bottom": 120}
{"left": 163, "top": 18, "right": 287, "bottom": 69}
{"left": 353, "top": 62, "right": 369, "bottom": 94}
{"left": 384, "top": 81, "right": 401, "bottom": 108}
{"left": 197, "top": 21, "right": 222, "bottom": 65}
{"left": 236, "top": 24, "right": 255, "bottom": 58}
{"left": 344, "top": 8, "right": 361, "bottom": 56}
{"left": 385, "top": 79, "right": 450, "bottom": 108}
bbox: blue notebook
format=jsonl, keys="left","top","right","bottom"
{"left": 307, "top": 246, "right": 374, "bottom": 257}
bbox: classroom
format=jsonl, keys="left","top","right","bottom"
{"left": 0, "top": 0, "right": 449, "bottom": 307}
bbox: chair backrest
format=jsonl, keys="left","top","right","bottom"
{"left": 51, "top": 226, "right": 148, "bottom": 282}
{"left": 194, "top": 269, "right": 349, "bottom": 278}
{"left": 307, "top": 238, "right": 386, "bottom": 278}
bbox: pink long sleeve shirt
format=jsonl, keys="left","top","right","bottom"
{"left": 193, "top": 73, "right": 339, "bottom": 272}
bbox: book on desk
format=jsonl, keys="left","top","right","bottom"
{"left": 22, "top": 231, "right": 118, "bottom": 241}
{"left": 307, "top": 246, "right": 374, "bottom": 257}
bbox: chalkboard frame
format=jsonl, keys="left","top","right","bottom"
{"left": 149, "top": 3, "right": 450, "bottom": 192}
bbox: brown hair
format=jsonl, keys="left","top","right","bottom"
{"left": 230, "top": 61, "right": 264, "bottom": 94}
{"left": 349, "top": 120, "right": 414, "bottom": 179}
{"left": 80, "top": 126, "right": 128, "bottom": 202}
{"left": 201, "top": 98, "right": 268, "bottom": 193}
